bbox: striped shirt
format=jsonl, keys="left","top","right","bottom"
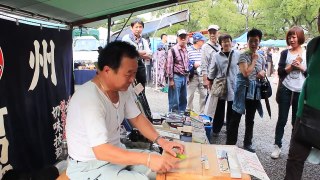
{"left": 187, "top": 45, "right": 202, "bottom": 73}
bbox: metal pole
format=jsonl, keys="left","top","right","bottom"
{"left": 107, "top": 16, "right": 111, "bottom": 43}
{"left": 115, "top": 13, "right": 133, "bottom": 41}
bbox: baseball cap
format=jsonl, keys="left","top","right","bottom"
{"left": 192, "top": 32, "right": 207, "bottom": 42}
{"left": 208, "top": 25, "right": 220, "bottom": 31}
{"left": 177, "top": 29, "right": 187, "bottom": 36}
{"left": 157, "top": 43, "right": 164, "bottom": 49}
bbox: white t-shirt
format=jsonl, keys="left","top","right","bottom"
{"left": 282, "top": 50, "right": 306, "bottom": 92}
{"left": 66, "top": 81, "right": 140, "bottom": 161}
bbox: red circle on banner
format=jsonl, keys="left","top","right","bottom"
{"left": 0, "top": 47, "right": 3, "bottom": 80}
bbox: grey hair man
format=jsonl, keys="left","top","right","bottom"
{"left": 201, "top": 25, "right": 221, "bottom": 89}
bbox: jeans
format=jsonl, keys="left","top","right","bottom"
{"left": 212, "top": 100, "right": 233, "bottom": 134}
{"left": 274, "top": 84, "right": 300, "bottom": 148}
{"left": 67, "top": 149, "right": 156, "bottom": 180}
{"left": 168, "top": 74, "right": 187, "bottom": 112}
{"left": 226, "top": 99, "right": 259, "bottom": 146}
{"left": 285, "top": 118, "right": 312, "bottom": 180}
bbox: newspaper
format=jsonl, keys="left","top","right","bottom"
{"left": 235, "top": 148, "right": 270, "bottom": 180}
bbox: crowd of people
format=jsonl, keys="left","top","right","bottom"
{"left": 64, "top": 7, "right": 320, "bottom": 179}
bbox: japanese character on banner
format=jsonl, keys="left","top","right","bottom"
{"left": 52, "top": 97, "right": 70, "bottom": 159}
{"left": 0, "top": 107, "right": 13, "bottom": 178}
{"left": 29, "top": 40, "right": 57, "bottom": 91}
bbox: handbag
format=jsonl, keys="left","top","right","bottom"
{"left": 260, "top": 76, "right": 272, "bottom": 99}
{"left": 260, "top": 57, "right": 272, "bottom": 99}
{"left": 294, "top": 104, "right": 320, "bottom": 149}
{"left": 211, "top": 51, "right": 233, "bottom": 97}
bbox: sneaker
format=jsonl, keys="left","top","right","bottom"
{"left": 243, "top": 145, "right": 256, "bottom": 153}
{"left": 271, "top": 145, "right": 281, "bottom": 159}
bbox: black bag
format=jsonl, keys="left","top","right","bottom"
{"left": 260, "top": 56, "right": 272, "bottom": 99}
{"left": 260, "top": 76, "right": 272, "bottom": 99}
{"left": 294, "top": 104, "right": 320, "bottom": 150}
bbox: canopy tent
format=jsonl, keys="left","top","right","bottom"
{"left": 0, "top": 0, "right": 198, "bottom": 27}
{"left": 233, "top": 32, "right": 248, "bottom": 43}
{"left": 0, "top": 0, "right": 198, "bottom": 43}
{"left": 111, "top": 9, "right": 190, "bottom": 41}
{"left": 260, "top": 39, "right": 287, "bottom": 47}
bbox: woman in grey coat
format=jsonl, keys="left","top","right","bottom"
{"left": 208, "top": 34, "right": 240, "bottom": 137}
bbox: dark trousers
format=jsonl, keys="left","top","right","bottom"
{"left": 275, "top": 84, "right": 300, "bottom": 148}
{"left": 212, "top": 100, "right": 233, "bottom": 133}
{"left": 285, "top": 118, "right": 312, "bottom": 180}
{"left": 226, "top": 99, "right": 259, "bottom": 146}
{"left": 136, "top": 60, "right": 146, "bottom": 87}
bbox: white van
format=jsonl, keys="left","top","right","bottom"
{"left": 73, "top": 36, "right": 100, "bottom": 69}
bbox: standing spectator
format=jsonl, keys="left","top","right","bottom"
{"left": 226, "top": 28, "right": 266, "bottom": 153}
{"left": 201, "top": 25, "right": 221, "bottom": 89}
{"left": 166, "top": 29, "right": 189, "bottom": 112}
{"left": 266, "top": 48, "right": 273, "bottom": 77}
{"left": 208, "top": 34, "right": 240, "bottom": 137}
{"left": 187, "top": 32, "right": 207, "bottom": 114}
{"left": 122, "top": 19, "right": 152, "bottom": 88}
{"left": 158, "top": 33, "right": 168, "bottom": 52}
{"left": 271, "top": 26, "right": 307, "bottom": 159}
{"left": 153, "top": 43, "right": 167, "bottom": 87}
{"left": 285, "top": 8, "right": 320, "bottom": 179}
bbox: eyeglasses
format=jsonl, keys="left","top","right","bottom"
{"left": 179, "top": 34, "right": 187, "bottom": 39}
{"left": 248, "top": 40, "right": 260, "bottom": 44}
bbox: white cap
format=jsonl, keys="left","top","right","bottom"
{"left": 177, "top": 29, "right": 187, "bottom": 36}
{"left": 207, "top": 25, "right": 220, "bottom": 31}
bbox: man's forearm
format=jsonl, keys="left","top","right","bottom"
{"left": 129, "top": 114, "right": 160, "bottom": 143}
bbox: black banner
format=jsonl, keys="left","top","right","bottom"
{"left": 0, "top": 18, "right": 73, "bottom": 177}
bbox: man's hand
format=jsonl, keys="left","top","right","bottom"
{"left": 159, "top": 140, "right": 185, "bottom": 157}
{"left": 194, "top": 62, "right": 201, "bottom": 68}
{"left": 203, "top": 75, "right": 208, "bottom": 89}
{"left": 139, "top": 50, "right": 147, "bottom": 56}
{"left": 148, "top": 154, "right": 180, "bottom": 173}
{"left": 257, "top": 70, "right": 266, "bottom": 79}
{"left": 208, "top": 80, "right": 213, "bottom": 90}
{"left": 169, "top": 79, "right": 175, "bottom": 89}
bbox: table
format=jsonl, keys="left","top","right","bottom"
{"left": 74, "top": 70, "right": 96, "bottom": 85}
{"left": 156, "top": 142, "right": 251, "bottom": 180}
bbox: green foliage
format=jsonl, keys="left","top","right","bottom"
{"left": 99, "top": 0, "right": 319, "bottom": 40}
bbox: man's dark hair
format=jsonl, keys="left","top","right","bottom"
{"left": 160, "top": 34, "right": 167, "bottom": 40}
{"left": 247, "top": 28, "right": 263, "bottom": 41}
{"left": 97, "top": 41, "right": 139, "bottom": 72}
{"left": 218, "top": 34, "right": 232, "bottom": 46}
{"left": 130, "top": 18, "right": 144, "bottom": 28}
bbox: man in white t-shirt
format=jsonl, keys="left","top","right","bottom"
{"left": 66, "top": 41, "right": 184, "bottom": 180}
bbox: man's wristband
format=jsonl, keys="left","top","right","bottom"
{"left": 153, "top": 135, "right": 163, "bottom": 145}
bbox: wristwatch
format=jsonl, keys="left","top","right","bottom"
{"left": 153, "top": 135, "right": 163, "bottom": 145}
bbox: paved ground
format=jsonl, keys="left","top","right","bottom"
{"left": 144, "top": 76, "right": 320, "bottom": 180}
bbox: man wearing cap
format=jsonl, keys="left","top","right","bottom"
{"left": 187, "top": 32, "right": 207, "bottom": 114}
{"left": 201, "top": 25, "right": 221, "bottom": 89}
{"left": 166, "top": 29, "right": 189, "bottom": 112}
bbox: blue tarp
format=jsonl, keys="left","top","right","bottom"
{"left": 233, "top": 32, "right": 247, "bottom": 43}
{"left": 260, "top": 39, "right": 287, "bottom": 47}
